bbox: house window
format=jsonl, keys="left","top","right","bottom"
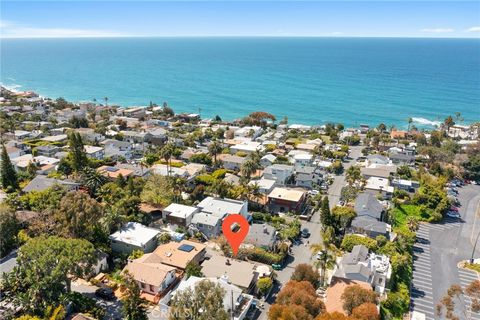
{"left": 140, "top": 282, "right": 146, "bottom": 289}
{"left": 150, "top": 285, "right": 154, "bottom": 292}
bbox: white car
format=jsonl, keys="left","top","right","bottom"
{"left": 447, "top": 211, "right": 460, "bottom": 218}
{"left": 308, "top": 190, "right": 320, "bottom": 196}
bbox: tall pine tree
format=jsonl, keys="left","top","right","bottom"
{"left": 1, "top": 144, "right": 19, "bottom": 191}
{"left": 320, "top": 196, "right": 333, "bottom": 230}
{"left": 68, "top": 132, "right": 88, "bottom": 172}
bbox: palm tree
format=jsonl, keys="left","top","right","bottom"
{"left": 81, "top": 167, "right": 107, "bottom": 197}
{"left": 249, "top": 182, "right": 262, "bottom": 203}
{"left": 171, "top": 177, "right": 186, "bottom": 203}
{"left": 345, "top": 166, "right": 361, "bottom": 187}
{"left": 240, "top": 159, "right": 258, "bottom": 180}
{"left": 208, "top": 179, "right": 232, "bottom": 198}
{"left": 101, "top": 207, "right": 127, "bottom": 233}
{"left": 208, "top": 140, "right": 223, "bottom": 167}
{"left": 310, "top": 242, "right": 338, "bottom": 287}
{"left": 406, "top": 216, "right": 420, "bottom": 232}
{"left": 407, "top": 117, "right": 413, "bottom": 132}
{"left": 104, "top": 97, "right": 109, "bottom": 107}
{"left": 159, "top": 143, "right": 175, "bottom": 176}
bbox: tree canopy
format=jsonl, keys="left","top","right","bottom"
{"left": 169, "top": 279, "right": 229, "bottom": 320}
{"left": 1, "top": 236, "right": 95, "bottom": 316}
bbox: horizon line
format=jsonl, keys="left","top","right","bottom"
{"left": 2, "top": 35, "right": 480, "bottom": 40}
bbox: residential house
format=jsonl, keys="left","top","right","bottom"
{"left": 151, "top": 240, "right": 206, "bottom": 270}
{"left": 243, "top": 223, "right": 277, "bottom": 250}
{"left": 234, "top": 126, "right": 263, "bottom": 139}
{"left": 118, "top": 106, "right": 147, "bottom": 119}
{"left": 117, "top": 163, "right": 151, "bottom": 178}
{"left": 35, "top": 145, "right": 60, "bottom": 157}
{"left": 360, "top": 164, "right": 396, "bottom": 180}
{"left": 165, "top": 276, "right": 254, "bottom": 320}
{"left": 224, "top": 173, "right": 241, "bottom": 186}
{"left": 267, "top": 187, "right": 307, "bottom": 214}
{"left": 391, "top": 178, "right": 419, "bottom": 192}
{"left": 364, "top": 177, "right": 394, "bottom": 199}
{"left": 163, "top": 203, "right": 199, "bottom": 227}
{"left": 146, "top": 127, "right": 168, "bottom": 146}
{"left": 191, "top": 212, "right": 223, "bottom": 239}
{"left": 263, "top": 164, "right": 294, "bottom": 186}
{"left": 4, "top": 130, "right": 32, "bottom": 141}
{"left": 97, "top": 165, "right": 134, "bottom": 179}
{"left": 109, "top": 222, "right": 160, "bottom": 254}
{"left": 332, "top": 245, "right": 391, "bottom": 294}
{"left": 124, "top": 256, "right": 177, "bottom": 299}
{"left": 100, "top": 139, "right": 133, "bottom": 160}
{"left": 292, "top": 153, "right": 313, "bottom": 169}
{"left": 218, "top": 154, "right": 247, "bottom": 171}
{"left": 41, "top": 134, "right": 68, "bottom": 144}
{"left": 260, "top": 154, "right": 277, "bottom": 168}
{"left": 191, "top": 197, "right": 249, "bottom": 238}
{"left": 121, "top": 130, "right": 151, "bottom": 144}
{"left": 389, "top": 153, "right": 415, "bottom": 166}
{"left": 22, "top": 175, "right": 80, "bottom": 193}
{"left": 75, "top": 128, "right": 104, "bottom": 143}
{"left": 84, "top": 145, "right": 105, "bottom": 159}
{"left": 151, "top": 164, "right": 189, "bottom": 178}
{"left": 295, "top": 166, "right": 323, "bottom": 189}
{"left": 230, "top": 141, "right": 264, "bottom": 154}
{"left": 200, "top": 253, "right": 271, "bottom": 292}
{"left": 249, "top": 178, "right": 276, "bottom": 194}
{"left": 351, "top": 193, "right": 390, "bottom": 238}
{"left": 326, "top": 278, "right": 373, "bottom": 315}
{"left": 197, "top": 197, "right": 249, "bottom": 219}
{"left": 366, "top": 154, "right": 390, "bottom": 166}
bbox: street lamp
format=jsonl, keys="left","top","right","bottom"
{"left": 471, "top": 228, "right": 480, "bottom": 263}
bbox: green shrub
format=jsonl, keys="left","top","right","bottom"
{"left": 381, "top": 283, "right": 410, "bottom": 318}
{"left": 341, "top": 234, "right": 378, "bottom": 252}
{"left": 243, "top": 247, "right": 284, "bottom": 265}
{"left": 211, "top": 169, "right": 227, "bottom": 179}
{"left": 195, "top": 174, "right": 215, "bottom": 185}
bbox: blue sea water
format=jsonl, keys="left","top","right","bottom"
{"left": 1, "top": 37, "right": 479, "bottom": 127}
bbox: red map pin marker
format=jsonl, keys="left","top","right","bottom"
{"left": 222, "top": 214, "right": 250, "bottom": 257}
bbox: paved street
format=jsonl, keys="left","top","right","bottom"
{"left": 411, "top": 184, "right": 480, "bottom": 319}
{"left": 258, "top": 146, "right": 364, "bottom": 319}
{"left": 327, "top": 145, "right": 363, "bottom": 208}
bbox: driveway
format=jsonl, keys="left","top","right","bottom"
{"left": 72, "top": 280, "right": 123, "bottom": 319}
{"left": 411, "top": 184, "right": 480, "bottom": 320}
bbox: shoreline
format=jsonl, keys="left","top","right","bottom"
{"left": 1, "top": 83, "right": 476, "bottom": 130}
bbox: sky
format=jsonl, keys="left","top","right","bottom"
{"left": 1, "top": 1, "right": 479, "bottom": 38}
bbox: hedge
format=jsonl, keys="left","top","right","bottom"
{"left": 341, "top": 234, "right": 378, "bottom": 252}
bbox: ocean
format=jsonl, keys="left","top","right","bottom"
{"left": 1, "top": 37, "right": 479, "bottom": 127}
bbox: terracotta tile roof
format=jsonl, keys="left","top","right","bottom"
{"left": 326, "top": 278, "right": 373, "bottom": 314}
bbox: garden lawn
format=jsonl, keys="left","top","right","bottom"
{"left": 392, "top": 204, "right": 434, "bottom": 231}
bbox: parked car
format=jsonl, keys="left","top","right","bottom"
{"left": 449, "top": 206, "right": 459, "bottom": 212}
{"left": 95, "top": 288, "right": 115, "bottom": 300}
{"left": 446, "top": 211, "right": 460, "bottom": 218}
{"left": 301, "top": 228, "right": 310, "bottom": 238}
{"left": 308, "top": 190, "right": 319, "bottom": 196}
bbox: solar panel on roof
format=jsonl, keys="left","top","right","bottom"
{"left": 178, "top": 244, "right": 195, "bottom": 252}
{"left": 106, "top": 167, "right": 119, "bottom": 172}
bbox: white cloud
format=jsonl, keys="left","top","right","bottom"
{"left": 0, "top": 20, "right": 130, "bottom": 38}
{"left": 420, "top": 28, "right": 454, "bottom": 33}
{"left": 465, "top": 26, "right": 480, "bottom": 33}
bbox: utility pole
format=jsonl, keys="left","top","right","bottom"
{"left": 471, "top": 228, "right": 480, "bottom": 263}
{"left": 231, "top": 290, "right": 234, "bottom": 320}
